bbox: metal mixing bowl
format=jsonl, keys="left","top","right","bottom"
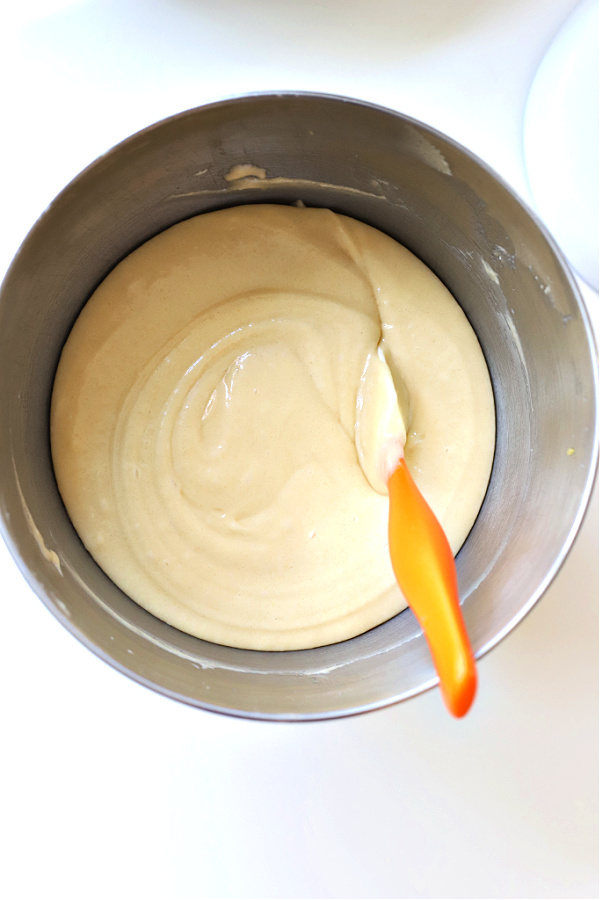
{"left": 0, "top": 93, "right": 596, "bottom": 719}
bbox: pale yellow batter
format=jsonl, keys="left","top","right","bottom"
{"left": 51, "top": 205, "right": 495, "bottom": 650}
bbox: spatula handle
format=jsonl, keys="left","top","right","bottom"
{"left": 388, "top": 458, "right": 477, "bottom": 717}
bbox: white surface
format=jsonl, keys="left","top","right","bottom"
{"left": 0, "top": 2, "right": 597, "bottom": 898}
{"left": 524, "top": 0, "right": 599, "bottom": 289}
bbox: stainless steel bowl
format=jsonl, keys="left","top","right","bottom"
{"left": 0, "top": 93, "right": 596, "bottom": 719}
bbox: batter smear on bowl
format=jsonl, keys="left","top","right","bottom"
{"left": 51, "top": 205, "right": 495, "bottom": 651}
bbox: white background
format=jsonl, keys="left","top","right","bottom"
{"left": 0, "top": 2, "right": 597, "bottom": 898}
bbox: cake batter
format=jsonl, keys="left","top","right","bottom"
{"left": 51, "top": 205, "right": 495, "bottom": 650}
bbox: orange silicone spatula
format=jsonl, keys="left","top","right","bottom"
{"left": 355, "top": 342, "right": 477, "bottom": 716}
{"left": 387, "top": 458, "right": 477, "bottom": 717}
